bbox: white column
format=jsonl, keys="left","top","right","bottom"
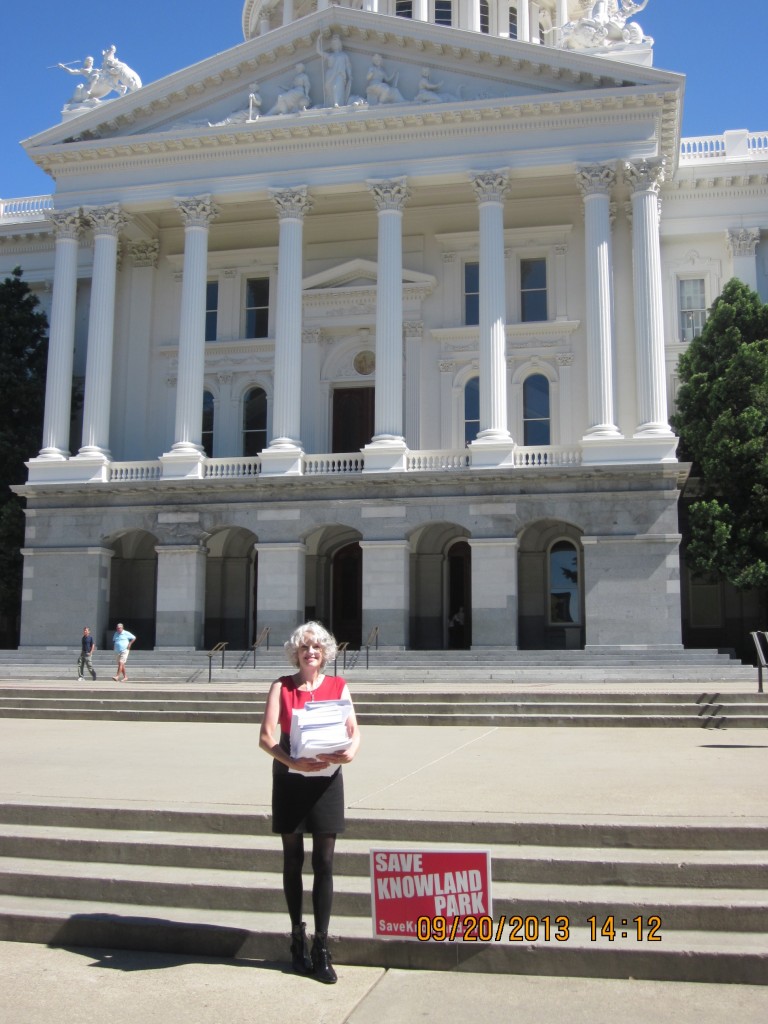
{"left": 282, "top": 0, "right": 294, "bottom": 25}
{"left": 76, "top": 204, "right": 127, "bottom": 461}
{"left": 162, "top": 196, "right": 218, "bottom": 477}
{"left": 364, "top": 178, "right": 409, "bottom": 471}
{"left": 37, "top": 211, "right": 81, "bottom": 459}
{"left": 577, "top": 165, "right": 621, "bottom": 441}
{"left": 625, "top": 160, "right": 675, "bottom": 439}
{"left": 469, "top": 172, "right": 514, "bottom": 466}
{"left": 556, "top": 0, "right": 568, "bottom": 39}
{"left": 121, "top": 240, "right": 159, "bottom": 460}
{"left": 726, "top": 228, "right": 760, "bottom": 292}
{"left": 519, "top": 0, "right": 531, "bottom": 42}
{"left": 260, "top": 187, "right": 312, "bottom": 475}
{"left": 413, "top": 0, "right": 428, "bottom": 20}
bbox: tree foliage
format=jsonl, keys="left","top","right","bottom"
{"left": 672, "top": 279, "right": 768, "bottom": 589}
{"left": 0, "top": 268, "right": 48, "bottom": 644}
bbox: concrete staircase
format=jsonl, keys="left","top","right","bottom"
{"left": 0, "top": 686, "right": 767, "bottom": 726}
{"left": 0, "top": 646, "right": 755, "bottom": 686}
{"left": 0, "top": 801, "right": 766, "bottom": 983}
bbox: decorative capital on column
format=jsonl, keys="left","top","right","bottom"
{"left": 403, "top": 320, "right": 423, "bottom": 338}
{"left": 50, "top": 209, "right": 82, "bottom": 241}
{"left": 127, "top": 238, "right": 160, "bottom": 268}
{"left": 576, "top": 164, "right": 616, "bottom": 199}
{"left": 367, "top": 177, "right": 410, "bottom": 212}
{"left": 470, "top": 170, "right": 509, "bottom": 204}
{"left": 725, "top": 227, "right": 760, "bottom": 258}
{"left": 175, "top": 195, "right": 219, "bottom": 228}
{"left": 82, "top": 204, "right": 129, "bottom": 237}
{"left": 302, "top": 328, "right": 323, "bottom": 345}
{"left": 624, "top": 159, "right": 666, "bottom": 195}
{"left": 269, "top": 186, "right": 313, "bottom": 220}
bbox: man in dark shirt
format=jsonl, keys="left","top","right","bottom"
{"left": 77, "top": 626, "right": 97, "bottom": 681}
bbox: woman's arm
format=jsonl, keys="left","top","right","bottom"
{"left": 318, "top": 683, "right": 360, "bottom": 765}
{"left": 259, "top": 679, "right": 327, "bottom": 772}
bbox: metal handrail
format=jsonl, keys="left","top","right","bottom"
{"left": 334, "top": 641, "right": 350, "bottom": 674}
{"left": 251, "top": 626, "right": 271, "bottom": 668}
{"left": 750, "top": 631, "right": 768, "bottom": 694}
{"left": 364, "top": 626, "right": 379, "bottom": 669}
{"left": 206, "top": 641, "right": 228, "bottom": 683}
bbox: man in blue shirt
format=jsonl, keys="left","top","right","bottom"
{"left": 77, "top": 626, "right": 97, "bottom": 681}
{"left": 112, "top": 623, "right": 136, "bottom": 682}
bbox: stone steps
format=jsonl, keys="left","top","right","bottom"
{"left": 0, "top": 803, "right": 766, "bottom": 983}
{"left": 0, "top": 688, "right": 765, "bottom": 726}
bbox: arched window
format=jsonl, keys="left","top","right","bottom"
{"left": 202, "top": 390, "right": 214, "bottom": 457}
{"left": 243, "top": 387, "right": 267, "bottom": 456}
{"left": 549, "top": 541, "right": 580, "bottom": 625}
{"left": 434, "top": 0, "right": 453, "bottom": 26}
{"left": 509, "top": 3, "right": 518, "bottom": 39}
{"left": 523, "top": 373, "right": 550, "bottom": 446}
{"left": 479, "top": 0, "right": 490, "bottom": 32}
{"left": 464, "top": 376, "right": 480, "bottom": 445}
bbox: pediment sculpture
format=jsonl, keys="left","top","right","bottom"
{"left": 560, "top": 1, "right": 654, "bottom": 52}
{"left": 58, "top": 44, "right": 142, "bottom": 109}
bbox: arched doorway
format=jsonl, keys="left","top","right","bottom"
{"left": 108, "top": 530, "right": 158, "bottom": 649}
{"left": 518, "top": 521, "right": 584, "bottom": 650}
{"left": 304, "top": 526, "right": 363, "bottom": 647}
{"left": 410, "top": 523, "right": 471, "bottom": 649}
{"left": 204, "top": 528, "right": 258, "bottom": 649}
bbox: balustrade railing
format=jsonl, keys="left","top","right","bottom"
{"left": 680, "top": 130, "right": 768, "bottom": 163}
{"left": 108, "top": 461, "right": 162, "bottom": 482}
{"left": 101, "top": 445, "right": 582, "bottom": 483}
{"left": 0, "top": 195, "right": 54, "bottom": 223}
{"left": 514, "top": 446, "right": 582, "bottom": 467}
{"left": 303, "top": 453, "right": 364, "bottom": 475}
{"left": 204, "top": 457, "right": 261, "bottom": 478}
{"left": 406, "top": 450, "right": 471, "bottom": 471}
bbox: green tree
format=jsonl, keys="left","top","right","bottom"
{"left": 0, "top": 268, "right": 48, "bottom": 645}
{"left": 672, "top": 278, "right": 768, "bottom": 589}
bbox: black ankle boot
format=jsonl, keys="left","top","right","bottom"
{"left": 289, "top": 922, "right": 312, "bottom": 973}
{"left": 311, "top": 931, "right": 337, "bottom": 984}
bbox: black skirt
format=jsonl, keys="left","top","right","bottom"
{"left": 272, "top": 761, "right": 345, "bottom": 835}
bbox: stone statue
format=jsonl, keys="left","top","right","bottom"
{"left": 413, "top": 67, "right": 461, "bottom": 104}
{"left": 560, "top": 0, "right": 653, "bottom": 51}
{"left": 248, "top": 84, "right": 262, "bottom": 121}
{"left": 267, "top": 64, "right": 312, "bottom": 116}
{"left": 59, "top": 45, "right": 141, "bottom": 104}
{"left": 317, "top": 33, "right": 352, "bottom": 107}
{"left": 365, "top": 54, "right": 404, "bottom": 106}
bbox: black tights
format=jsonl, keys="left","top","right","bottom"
{"left": 281, "top": 832, "right": 336, "bottom": 935}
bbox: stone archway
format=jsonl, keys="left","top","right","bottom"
{"left": 108, "top": 530, "right": 158, "bottom": 649}
{"left": 304, "top": 525, "right": 363, "bottom": 647}
{"left": 204, "top": 527, "right": 258, "bottom": 649}
{"left": 518, "top": 520, "right": 584, "bottom": 650}
{"left": 410, "top": 522, "right": 471, "bottom": 650}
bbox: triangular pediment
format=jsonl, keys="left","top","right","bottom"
{"left": 26, "top": 9, "right": 682, "bottom": 162}
{"left": 303, "top": 259, "right": 434, "bottom": 292}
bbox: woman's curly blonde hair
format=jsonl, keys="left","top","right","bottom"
{"left": 284, "top": 620, "right": 338, "bottom": 668}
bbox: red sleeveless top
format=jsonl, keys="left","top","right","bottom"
{"left": 277, "top": 674, "right": 348, "bottom": 736}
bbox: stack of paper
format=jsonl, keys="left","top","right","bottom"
{"left": 288, "top": 700, "right": 353, "bottom": 776}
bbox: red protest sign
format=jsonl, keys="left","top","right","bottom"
{"left": 370, "top": 849, "right": 493, "bottom": 940}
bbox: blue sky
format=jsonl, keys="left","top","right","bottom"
{"left": 1, "top": 1, "right": 764, "bottom": 200}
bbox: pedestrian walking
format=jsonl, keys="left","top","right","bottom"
{"left": 77, "top": 626, "right": 97, "bottom": 681}
{"left": 111, "top": 623, "right": 136, "bottom": 682}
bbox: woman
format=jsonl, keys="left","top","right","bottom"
{"left": 259, "top": 621, "right": 360, "bottom": 984}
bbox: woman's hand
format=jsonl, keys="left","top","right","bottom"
{"left": 317, "top": 748, "right": 355, "bottom": 765}
{"left": 291, "top": 756, "right": 328, "bottom": 773}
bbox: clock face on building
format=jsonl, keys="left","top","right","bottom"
{"left": 354, "top": 350, "right": 375, "bottom": 376}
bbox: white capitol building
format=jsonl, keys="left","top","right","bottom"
{"left": 1, "top": 1, "right": 765, "bottom": 653}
